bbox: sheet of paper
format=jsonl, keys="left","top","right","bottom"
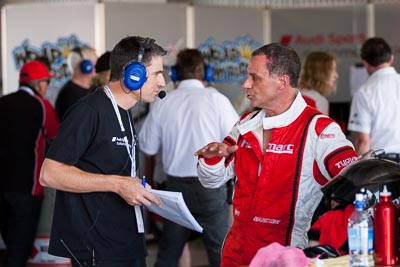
{"left": 146, "top": 189, "right": 203, "bottom": 233}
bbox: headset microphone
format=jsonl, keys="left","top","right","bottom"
{"left": 158, "top": 90, "right": 166, "bottom": 99}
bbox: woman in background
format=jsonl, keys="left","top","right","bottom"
{"left": 299, "top": 51, "right": 338, "bottom": 115}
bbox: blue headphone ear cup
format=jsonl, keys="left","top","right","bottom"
{"left": 170, "top": 66, "right": 178, "bottom": 82}
{"left": 204, "top": 64, "right": 213, "bottom": 83}
{"left": 123, "top": 62, "right": 147, "bottom": 91}
{"left": 80, "top": 59, "right": 94, "bottom": 74}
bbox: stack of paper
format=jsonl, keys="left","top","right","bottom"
{"left": 146, "top": 189, "right": 203, "bottom": 233}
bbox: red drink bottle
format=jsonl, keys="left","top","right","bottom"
{"left": 373, "top": 185, "right": 399, "bottom": 266}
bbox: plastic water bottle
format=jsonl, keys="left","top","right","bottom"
{"left": 348, "top": 193, "right": 374, "bottom": 267}
{"left": 373, "top": 185, "right": 399, "bottom": 265}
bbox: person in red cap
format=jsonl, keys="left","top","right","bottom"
{"left": 0, "top": 60, "right": 59, "bottom": 267}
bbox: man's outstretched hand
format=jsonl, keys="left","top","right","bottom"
{"left": 194, "top": 142, "right": 238, "bottom": 158}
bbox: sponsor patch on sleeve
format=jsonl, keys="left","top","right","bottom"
{"left": 325, "top": 147, "right": 359, "bottom": 177}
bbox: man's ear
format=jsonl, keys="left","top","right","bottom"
{"left": 389, "top": 54, "right": 395, "bottom": 65}
{"left": 277, "top": 75, "right": 290, "bottom": 90}
{"left": 362, "top": 60, "right": 374, "bottom": 75}
{"left": 35, "top": 82, "right": 46, "bottom": 98}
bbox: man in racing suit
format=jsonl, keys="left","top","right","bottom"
{"left": 195, "top": 43, "right": 358, "bottom": 267}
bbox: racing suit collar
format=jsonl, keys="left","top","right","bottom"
{"left": 263, "top": 90, "right": 307, "bottom": 130}
{"left": 237, "top": 90, "right": 307, "bottom": 134}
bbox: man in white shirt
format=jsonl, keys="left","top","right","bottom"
{"left": 348, "top": 37, "right": 400, "bottom": 161}
{"left": 139, "top": 48, "right": 239, "bottom": 267}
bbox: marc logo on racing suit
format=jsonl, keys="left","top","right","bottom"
{"left": 266, "top": 143, "right": 294, "bottom": 154}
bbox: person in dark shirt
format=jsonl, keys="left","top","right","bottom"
{"left": 55, "top": 46, "right": 97, "bottom": 121}
{"left": 0, "top": 60, "right": 59, "bottom": 267}
{"left": 40, "top": 36, "right": 165, "bottom": 267}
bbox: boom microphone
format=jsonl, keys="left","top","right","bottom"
{"left": 158, "top": 90, "right": 166, "bottom": 99}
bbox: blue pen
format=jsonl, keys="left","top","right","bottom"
{"left": 142, "top": 176, "right": 146, "bottom": 188}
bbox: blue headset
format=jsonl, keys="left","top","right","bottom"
{"left": 204, "top": 64, "right": 213, "bottom": 83}
{"left": 75, "top": 47, "right": 94, "bottom": 74}
{"left": 170, "top": 64, "right": 213, "bottom": 83}
{"left": 122, "top": 45, "right": 147, "bottom": 91}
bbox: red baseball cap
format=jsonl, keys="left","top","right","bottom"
{"left": 19, "top": 60, "right": 54, "bottom": 83}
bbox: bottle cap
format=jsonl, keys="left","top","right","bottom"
{"left": 355, "top": 193, "right": 364, "bottom": 201}
{"left": 354, "top": 193, "right": 365, "bottom": 210}
{"left": 380, "top": 185, "right": 391, "bottom": 197}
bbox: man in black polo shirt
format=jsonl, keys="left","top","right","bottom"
{"left": 40, "top": 36, "right": 165, "bottom": 267}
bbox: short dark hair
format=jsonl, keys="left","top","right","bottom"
{"left": 109, "top": 36, "right": 167, "bottom": 81}
{"left": 252, "top": 43, "right": 301, "bottom": 88}
{"left": 361, "top": 37, "right": 392, "bottom": 67}
{"left": 174, "top": 49, "right": 205, "bottom": 81}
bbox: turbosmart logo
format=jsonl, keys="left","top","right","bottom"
{"left": 266, "top": 143, "right": 294, "bottom": 154}
{"left": 334, "top": 156, "right": 358, "bottom": 168}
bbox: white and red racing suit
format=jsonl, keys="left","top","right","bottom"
{"left": 197, "top": 93, "right": 358, "bottom": 266}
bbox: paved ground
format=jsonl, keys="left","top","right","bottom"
{"left": 0, "top": 238, "right": 210, "bottom": 267}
